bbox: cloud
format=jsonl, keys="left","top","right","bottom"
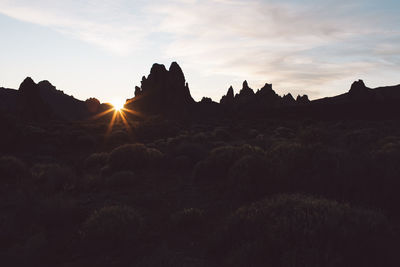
{"left": 0, "top": 0, "right": 399, "bottom": 99}
{"left": 0, "top": 0, "right": 151, "bottom": 55}
{"left": 148, "top": 0, "right": 400, "bottom": 98}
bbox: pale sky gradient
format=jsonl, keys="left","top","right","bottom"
{"left": 0, "top": 0, "right": 399, "bottom": 102}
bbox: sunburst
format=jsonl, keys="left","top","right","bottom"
{"left": 90, "top": 97, "right": 143, "bottom": 138}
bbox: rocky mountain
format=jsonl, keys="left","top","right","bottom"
{"left": 0, "top": 78, "right": 100, "bottom": 121}
{"left": 126, "top": 62, "right": 195, "bottom": 115}
{"left": 1, "top": 63, "right": 400, "bottom": 121}
{"left": 218, "top": 80, "right": 310, "bottom": 114}
{"left": 37, "top": 80, "right": 93, "bottom": 120}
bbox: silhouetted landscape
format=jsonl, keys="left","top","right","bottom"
{"left": 1, "top": 62, "right": 400, "bottom": 266}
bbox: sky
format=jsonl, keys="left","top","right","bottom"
{"left": 0, "top": 0, "right": 399, "bottom": 103}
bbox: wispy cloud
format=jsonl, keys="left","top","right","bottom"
{"left": 0, "top": 0, "right": 151, "bottom": 55}
{"left": 0, "top": 0, "right": 399, "bottom": 99}
{"left": 149, "top": 0, "right": 400, "bottom": 98}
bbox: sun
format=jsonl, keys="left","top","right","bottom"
{"left": 111, "top": 98, "right": 125, "bottom": 111}
{"left": 90, "top": 96, "right": 143, "bottom": 138}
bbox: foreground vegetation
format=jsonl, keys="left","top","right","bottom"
{"left": 1, "top": 114, "right": 399, "bottom": 266}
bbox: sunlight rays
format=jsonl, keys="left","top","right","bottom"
{"left": 89, "top": 101, "right": 142, "bottom": 138}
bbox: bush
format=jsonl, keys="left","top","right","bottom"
{"left": 84, "top": 152, "right": 109, "bottom": 171}
{"left": 170, "top": 208, "right": 205, "bottom": 230}
{"left": 268, "top": 141, "right": 309, "bottom": 181}
{"left": 108, "top": 143, "right": 163, "bottom": 172}
{"left": 109, "top": 130, "right": 130, "bottom": 146}
{"left": 169, "top": 142, "right": 208, "bottom": 167}
{"left": 106, "top": 171, "right": 136, "bottom": 188}
{"left": 0, "top": 156, "right": 28, "bottom": 185}
{"left": 37, "top": 195, "right": 83, "bottom": 230}
{"left": 76, "top": 134, "right": 96, "bottom": 149}
{"left": 193, "top": 145, "right": 265, "bottom": 181}
{"left": 213, "top": 127, "right": 231, "bottom": 141}
{"left": 81, "top": 205, "right": 143, "bottom": 244}
{"left": 215, "top": 194, "right": 393, "bottom": 267}
{"left": 274, "top": 126, "right": 295, "bottom": 139}
{"left": 31, "top": 164, "right": 76, "bottom": 193}
{"left": 227, "top": 155, "right": 275, "bottom": 200}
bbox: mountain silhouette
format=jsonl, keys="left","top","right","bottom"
{"left": 0, "top": 78, "right": 102, "bottom": 121}
{"left": 1, "top": 63, "right": 400, "bottom": 121}
{"left": 126, "top": 62, "right": 195, "bottom": 116}
{"left": 17, "top": 77, "right": 53, "bottom": 120}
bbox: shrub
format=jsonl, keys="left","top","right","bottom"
{"left": 106, "top": 171, "right": 136, "bottom": 188}
{"left": 216, "top": 194, "right": 393, "bottom": 267}
{"left": 193, "top": 144, "right": 264, "bottom": 181}
{"left": 38, "top": 195, "right": 83, "bottom": 230}
{"left": 109, "top": 130, "right": 130, "bottom": 146}
{"left": 84, "top": 152, "right": 109, "bottom": 171}
{"left": 273, "top": 126, "right": 295, "bottom": 139}
{"left": 170, "top": 142, "right": 208, "bottom": 165}
{"left": 268, "top": 141, "right": 309, "bottom": 180}
{"left": 191, "top": 132, "right": 209, "bottom": 143}
{"left": 76, "top": 134, "right": 96, "bottom": 149}
{"left": 0, "top": 156, "right": 28, "bottom": 185}
{"left": 227, "top": 155, "right": 275, "bottom": 200}
{"left": 213, "top": 127, "right": 231, "bottom": 141}
{"left": 247, "top": 129, "right": 259, "bottom": 138}
{"left": 170, "top": 208, "right": 205, "bottom": 230}
{"left": 108, "top": 143, "right": 163, "bottom": 172}
{"left": 31, "top": 164, "right": 76, "bottom": 193}
{"left": 135, "top": 120, "right": 180, "bottom": 141}
{"left": 81, "top": 205, "right": 143, "bottom": 244}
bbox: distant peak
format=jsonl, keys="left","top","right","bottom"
{"left": 38, "top": 80, "right": 53, "bottom": 86}
{"left": 150, "top": 63, "right": 167, "bottom": 75}
{"left": 22, "top": 77, "right": 35, "bottom": 84}
{"left": 349, "top": 79, "right": 368, "bottom": 95}
{"left": 243, "top": 80, "right": 249, "bottom": 89}
{"left": 169, "top": 61, "right": 182, "bottom": 72}
{"left": 19, "top": 77, "right": 36, "bottom": 91}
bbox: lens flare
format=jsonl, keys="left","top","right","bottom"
{"left": 111, "top": 98, "right": 125, "bottom": 111}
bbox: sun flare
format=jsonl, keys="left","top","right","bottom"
{"left": 111, "top": 98, "right": 125, "bottom": 111}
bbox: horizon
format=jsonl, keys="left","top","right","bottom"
{"left": 3, "top": 63, "right": 400, "bottom": 105}
{"left": 1, "top": 0, "right": 400, "bottom": 103}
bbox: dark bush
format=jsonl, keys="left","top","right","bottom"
{"left": 267, "top": 141, "right": 309, "bottom": 181}
{"left": 81, "top": 205, "right": 143, "bottom": 244}
{"left": 106, "top": 171, "right": 136, "bottom": 188}
{"left": 37, "top": 195, "right": 83, "bottom": 230}
{"left": 0, "top": 156, "right": 28, "bottom": 185}
{"left": 135, "top": 119, "right": 180, "bottom": 141}
{"left": 215, "top": 194, "right": 394, "bottom": 267}
{"left": 213, "top": 127, "right": 231, "bottom": 141}
{"left": 76, "top": 134, "right": 96, "bottom": 149}
{"left": 31, "top": 164, "right": 76, "bottom": 193}
{"left": 108, "top": 143, "right": 163, "bottom": 172}
{"left": 193, "top": 145, "right": 264, "bottom": 181}
{"left": 227, "top": 154, "right": 275, "bottom": 200}
{"left": 170, "top": 208, "right": 205, "bottom": 230}
{"left": 109, "top": 130, "right": 130, "bottom": 146}
{"left": 274, "top": 126, "right": 295, "bottom": 139}
{"left": 84, "top": 152, "right": 109, "bottom": 171}
{"left": 170, "top": 142, "right": 208, "bottom": 165}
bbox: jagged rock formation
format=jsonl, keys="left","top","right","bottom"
{"left": 1, "top": 64, "right": 400, "bottom": 121}
{"left": 220, "top": 86, "right": 234, "bottom": 104}
{"left": 0, "top": 78, "right": 99, "bottom": 121}
{"left": 126, "top": 62, "right": 195, "bottom": 115}
{"left": 37, "top": 80, "right": 91, "bottom": 120}
{"left": 18, "top": 77, "right": 53, "bottom": 120}
{"left": 219, "top": 81, "right": 309, "bottom": 108}
{"left": 296, "top": 95, "right": 310, "bottom": 104}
